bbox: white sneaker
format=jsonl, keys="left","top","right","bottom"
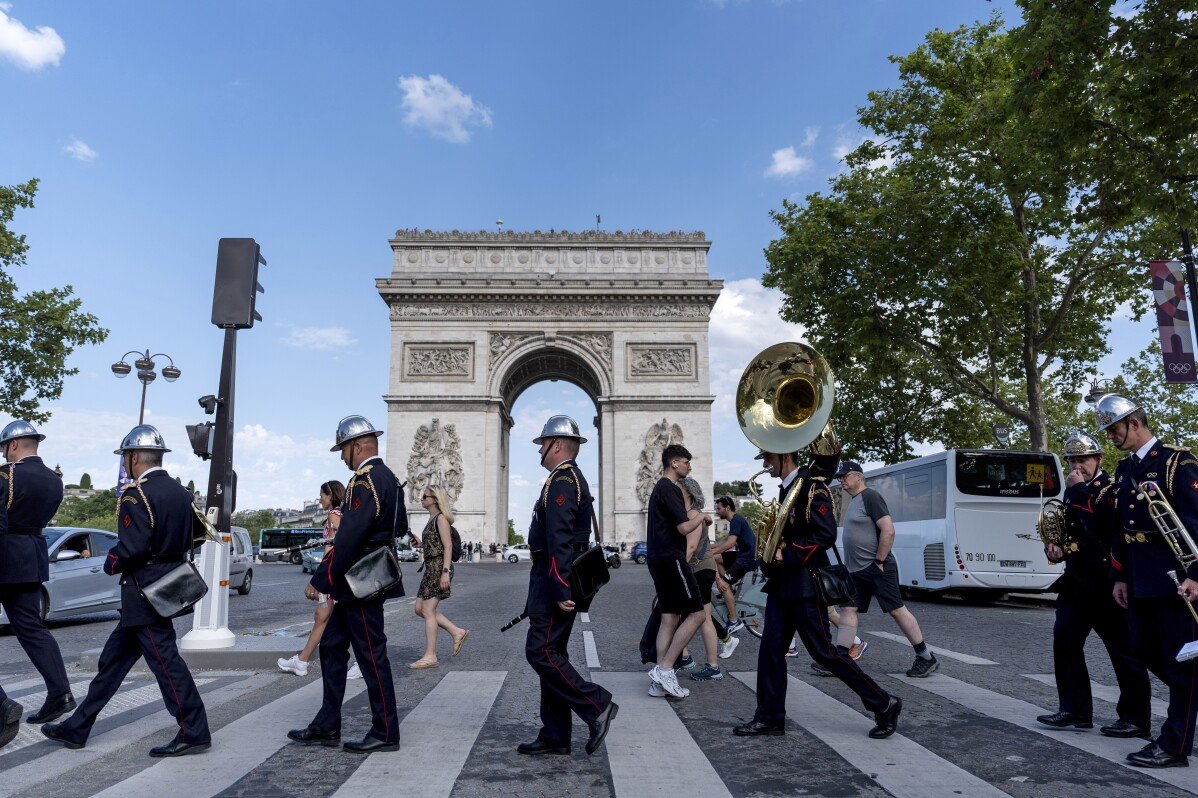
{"left": 785, "top": 646, "right": 799, "bottom": 658}
{"left": 655, "top": 667, "right": 688, "bottom": 699}
{"left": 347, "top": 661, "right": 362, "bottom": 680}
{"left": 648, "top": 680, "right": 689, "bottom": 699}
{"left": 277, "top": 654, "right": 309, "bottom": 676}
{"left": 719, "top": 635, "right": 740, "bottom": 660}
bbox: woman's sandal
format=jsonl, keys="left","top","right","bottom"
{"left": 452, "top": 630, "right": 470, "bottom": 656}
{"left": 409, "top": 658, "right": 439, "bottom": 669}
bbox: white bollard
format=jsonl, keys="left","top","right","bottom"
{"left": 180, "top": 535, "right": 236, "bottom": 650}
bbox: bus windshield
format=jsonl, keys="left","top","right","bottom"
{"left": 955, "top": 451, "right": 1059, "bottom": 498}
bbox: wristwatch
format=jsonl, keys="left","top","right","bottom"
{"left": 441, "top": 567, "right": 450, "bottom": 574}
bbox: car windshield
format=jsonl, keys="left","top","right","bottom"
{"left": 42, "top": 529, "right": 64, "bottom": 547}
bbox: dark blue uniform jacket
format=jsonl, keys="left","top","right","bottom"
{"left": 0, "top": 456, "right": 64, "bottom": 585}
{"left": 761, "top": 474, "right": 836, "bottom": 601}
{"left": 310, "top": 458, "right": 407, "bottom": 603}
{"left": 1111, "top": 442, "right": 1198, "bottom": 599}
{"left": 1059, "top": 472, "right": 1118, "bottom": 593}
{"left": 105, "top": 469, "right": 199, "bottom": 627}
{"left": 526, "top": 459, "right": 593, "bottom": 614}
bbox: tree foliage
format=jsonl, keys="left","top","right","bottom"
{"left": 507, "top": 518, "right": 524, "bottom": 545}
{"left": 55, "top": 489, "right": 117, "bottom": 532}
{"left": 79, "top": 472, "right": 92, "bottom": 489}
{"left": 1109, "top": 338, "right": 1198, "bottom": 448}
{"left": 231, "top": 509, "right": 279, "bottom": 544}
{"left": 0, "top": 179, "right": 109, "bottom": 422}
{"left": 764, "top": 14, "right": 1179, "bottom": 456}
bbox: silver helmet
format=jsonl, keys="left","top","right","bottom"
{"left": 330, "top": 415, "right": 384, "bottom": 451}
{"left": 0, "top": 420, "right": 46, "bottom": 446}
{"left": 114, "top": 424, "right": 170, "bottom": 454}
{"left": 1093, "top": 393, "right": 1141, "bottom": 434}
{"left": 532, "top": 415, "right": 587, "bottom": 445}
{"left": 1063, "top": 429, "right": 1102, "bottom": 458}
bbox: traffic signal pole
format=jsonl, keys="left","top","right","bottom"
{"left": 207, "top": 327, "right": 237, "bottom": 533}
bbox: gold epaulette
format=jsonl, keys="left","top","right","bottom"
{"left": 355, "top": 463, "right": 375, "bottom": 476}
{"left": 347, "top": 472, "right": 380, "bottom": 518}
{"left": 541, "top": 462, "right": 582, "bottom": 506}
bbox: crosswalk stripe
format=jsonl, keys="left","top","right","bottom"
{"left": 583, "top": 631, "right": 601, "bottom": 669}
{"left": 88, "top": 677, "right": 367, "bottom": 798}
{"left": 0, "top": 674, "right": 273, "bottom": 798}
{"left": 331, "top": 671, "right": 505, "bottom": 798}
{"left": 731, "top": 672, "right": 1011, "bottom": 797}
{"left": 865, "top": 631, "right": 998, "bottom": 665}
{"left": 0, "top": 678, "right": 215, "bottom": 758}
{"left": 593, "top": 672, "right": 733, "bottom": 797}
{"left": 1021, "top": 673, "right": 1169, "bottom": 717}
{"left": 580, "top": 612, "right": 591, "bottom": 623}
{"left": 896, "top": 672, "right": 1198, "bottom": 793}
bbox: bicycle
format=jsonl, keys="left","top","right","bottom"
{"left": 710, "top": 569, "right": 767, "bottom": 639}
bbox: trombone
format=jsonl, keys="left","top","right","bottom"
{"left": 1137, "top": 480, "right": 1198, "bottom": 660}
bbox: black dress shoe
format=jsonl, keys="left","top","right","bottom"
{"left": 1100, "top": 719, "right": 1151, "bottom": 739}
{"left": 344, "top": 735, "right": 399, "bottom": 753}
{"left": 1036, "top": 711, "right": 1093, "bottom": 729}
{"left": 149, "top": 737, "right": 211, "bottom": 757}
{"left": 27, "top": 693, "right": 75, "bottom": 724}
{"left": 287, "top": 726, "right": 342, "bottom": 746}
{"left": 869, "top": 696, "right": 902, "bottom": 739}
{"left": 585, "top": 701, "right": 619, "bottom": 755}
{"left": 733, "top": 720, "right": 785, "bottom": 737}
{"left": 1, "top": 698, "right": 22, "bottom": 750}
{"left": 1127, "top": 742, "right": 1188, "bottom": 768}
{"left": 517, "top": 738, "right": 572, "bottom": 755}
{"left": 41, "top": 722, "right": 85, "bottom": 749}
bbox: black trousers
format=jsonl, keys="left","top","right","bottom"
{"left": 58, "top": 619, "right": 209, "bottom": 745}
{"left": 755, "top": 593, "right": 890, "bottom": 725}
{"left": 312, "top": 600, "right": 399, "bottom": 744}
{"left": 1129, "top": 596, "right": 1198, "bottom": 757}
{"left": 1053, "top": 586, "right": 1150, "bottom": 726}
{"left": 525, "top": 609, "right": 611, "bottom": 745}
{"left": 0, "top": 583, "right": 70, "bottom": 699}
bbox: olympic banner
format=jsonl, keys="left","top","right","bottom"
{"left": 1150, "top": 259, "right": 1198, "bottom": 384}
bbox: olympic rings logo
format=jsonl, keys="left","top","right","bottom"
{"left": 1168, "top": 362, "right": 1194, "bottom": 375}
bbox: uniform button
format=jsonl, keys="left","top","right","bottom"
{"left": 1128, "top": 504, "right": 1134, "bottom": 509}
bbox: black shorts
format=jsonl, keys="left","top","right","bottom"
{"left": 846, "top": 563, "right": 904, "bottom": 614}
{"left": 694, "top": 568, "right": 716, "bottom": 606}
{"left": 724, "top": 562, "right": 751, "bottom": 585}
{"left": 648, "top": 559, "right": 704, "bottom": 615}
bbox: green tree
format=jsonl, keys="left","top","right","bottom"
{"left": 0, "top": 179, "right": 108, "bottom": 422}
{"left": 55, "top": 489, "right": 117, "bottom": 532}
{"left": 764, "top": 16, "right": 1166, "bottom": 455}
{"left": 506, "top": 518, "right": 524, "bottom": 546}
{"left": 739, "top": 500, "right": 765, "bottom": 530}
{"left": 186, "top": 479, "right": 196, "bottom": 494}
{"left": 79, "top": 472, "right": 92, "bottom": 489}
{"left": 1108, "top": 338, "right": 1198, "bottom": 448}
{"left": 232, "top": 509, "right": 279, "bottom": 544}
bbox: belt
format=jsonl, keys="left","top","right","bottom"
{"left": 4, "top": 524, "right": 43, "bottom": 536}
{"left": 147, "top": 553, "right": 186, "bottom": 564}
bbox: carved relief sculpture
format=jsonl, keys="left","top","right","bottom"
{"left": 565, "top": 332, "right": 613, "bottom": 368}
{"left": 629, "top": 346, "right": 694, "bottom": 377}
{"left": 635, "top": 418, "right": 686, "bottom": 506}
{"left": 407, "top": 418, "right": 465, "bottom": 505}
{"left": 488, "top": 332, "right": 536, "bottom": 364}
{"left": 393, "top": 302, "right": 710, "bottom": 320}
{"left": 406, "top": 346, "right": 472, "bottom": 377}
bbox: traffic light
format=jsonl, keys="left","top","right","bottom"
{"left": 211, "top": 238, "right": 266, "bottom": 329}
{"left": 186, "top": 421, "right": 215, "bottom": 460}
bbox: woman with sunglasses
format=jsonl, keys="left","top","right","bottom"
{"left": 409, "top": 485, "right": 468, "bottom": 669}
{"left": 278, "top": 480, "right": 360, "bottom": 679}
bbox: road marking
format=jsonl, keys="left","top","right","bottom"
{"left": 897, "top": 673, "right": 1198, "bottom": 793}
{"left": 0, "top": 674, "right": 272, "bottom": 798}
{"left": 580, "top": 612, "right": 591, "bottom": 623}
{"left": 583, "top": 631, "right": 601, "bottom": 669}
{"left": 253, "top": 581, "right": 293, "bottom": 587}
{"left": 2, "top": 674, "right": 96, "bottom": 696}
{"left": 593, "top": 672, "right": 733, "bottom": 797}
{"left": 89, "top": 676, "right": 366, "bottom": 798}
{"left": 332, "top": 671, "right": 505, "bottom": 798}
{"left": 1021, "top": 673, "right": 1168, "bottom": 717}
{"left": 866, "top": 631, "right": 999, "bottom": 665}
{"left": 732, "top": 673, "right": 1010, "bottom": 798}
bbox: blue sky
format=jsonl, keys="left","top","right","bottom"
{"left": 1, "top": 0, "right": 1156, "bottom": 522}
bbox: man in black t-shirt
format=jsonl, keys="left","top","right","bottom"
{"left": 645, "top": 444, "right": 712, "bottom": 700}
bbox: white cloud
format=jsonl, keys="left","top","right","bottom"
{"left": 801, "top": 126, "right": 819, "bottom": 149}
{"left": 764, "top": 146, "right": 812, "bottom": 179}
{"left": 64, "top": 138, "right": 97, "bottom": 162}
{"left": 0, "top": 5, "right": 65, "bottom": 70}
{"left": 282, "top": 326, "right": 358, "bottom": 351}
{"left": 397, "top": 74, "right": 492, "bottom": 144}
{"left": 833, "top": 130, "right": 894, "bottom": 170}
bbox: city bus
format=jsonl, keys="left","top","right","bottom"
{"left": 836, "top": 449, "right": 1065, "bottom": 600}
{"left": 258, "top": 528, "right": 324, "bottom": 564}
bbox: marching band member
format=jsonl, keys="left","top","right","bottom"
{"left": 1100, "top": 394, "right": 1198, "bottom": 768}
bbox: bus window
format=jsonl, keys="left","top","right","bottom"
{"left": 260, "top": 530, "right": 289, "bottom": 549}
{"left": 903, "top": 468, "right": 932, "bottom": 521}
{"left": 867, "top": 473, "right": 903, "bottom": 520}
{"left": 930, "top": 465, "right": 947, "bottom": 519}
{"left": 955, "top": 451, "right": 1060, "bottom": 498}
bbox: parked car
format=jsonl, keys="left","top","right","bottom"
{"left": 503, "top": 544, "right": 531, "bottom": 564}
{"left": 301, "top": 545, "right": 324, "bottom": 574}
{"left": 0, "top": 527, "right": 120, "bottom": 627}
{"left": 630, "top": 541, "right": 648, "bottom": 564}
{"left": 396, "top": 544, "right": 420, "bottom": 563}
{"left": 228, "top": 526, "right": 254, "bottom": 595}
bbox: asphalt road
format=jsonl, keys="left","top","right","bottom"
{"left": 0, "top": 558, "right": 1191, "bottom": 798}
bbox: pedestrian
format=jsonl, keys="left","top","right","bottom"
{"left": 1035, "top": 429, "right": 1151, "bottom": 737}
{"left": 0, "top": 420, "right": 72, "bottom": 726}
{"left": 288, "top": 415, "right": 404, "bottom": 753}
{"left": 42, "top": 425, "right": 211, "bottom": 756}
{"left": 832, "top": 460, "right": 938, "bottom": 677}
{"left": 409, "top": 484, "right": 469, "bottom": 668}
{"left": 679, "top": 476, "right": 724, "bottom": 682}
{"left": 733, "top": 448, "right": 899, "bottom": 739}
{"left": 517, "top": 415, "right": 617, "bottom": 757}
{"left": 1100, "top": 394, "right": 1198, "bottom": 768}
{"left": 710, "top": 496, "right": 756, "bottom": 638}
{"left": 646, "top": 444, "right": 713, "bottom": 700}
{"left": 278, "top": 481, "right": 361, "bottom": 680}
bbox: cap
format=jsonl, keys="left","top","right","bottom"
{"left": 835, "top": 460, "right": 864, "bottom": 477}
{"left": 532, "top": 415, "right": 587, "bottom": 445}
{"left": 331, "top": 415, "right": 384, "bottom": 451}
{"left": 0, "top": 420, "right": 46, "bottom": 446}
{"left": 114, "top": 424, "right": 170, "bottom": 454}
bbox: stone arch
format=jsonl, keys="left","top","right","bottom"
{"left": 491, "top": 339, "right": 611, "bottom": 407}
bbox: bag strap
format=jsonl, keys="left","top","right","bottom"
{"left": 827, "top": 541, "right": 845, "bottom": 568}
{"left": 591, "top": 507, "right": 602, "bottom": 545}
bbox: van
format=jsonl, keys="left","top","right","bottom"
{"left": 229, "top": 526, "right": 254, "bottom": 595}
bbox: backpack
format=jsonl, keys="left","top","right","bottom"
{"left": 450, "top": 525, "right": 463, "bottom": 562}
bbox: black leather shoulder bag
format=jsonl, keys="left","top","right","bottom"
{"left": 345, "top": 475, "right": 402, "bottom": 601}
{"left": 132, "top": 497, "right": 209, "bottom": 619}
{"left": 812, "top": 544, "right": 858, "bottom": 608}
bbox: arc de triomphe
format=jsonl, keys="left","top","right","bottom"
{"left": 376, "top": 229, "right": 723, "bottom": 545}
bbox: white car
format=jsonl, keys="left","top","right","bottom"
{"left": 503, "top": 544, "right": 531, "bottom": 564}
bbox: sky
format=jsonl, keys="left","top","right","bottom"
{"left": 0, "top": 0, "right": 1159, "bottom": 526}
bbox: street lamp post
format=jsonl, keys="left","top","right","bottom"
{"left": 111, "top": 349, "right": 182, "bottom": 423}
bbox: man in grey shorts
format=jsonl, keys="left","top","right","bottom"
{"left": 835, "top": 461, "right": 938, "bottom": 678}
